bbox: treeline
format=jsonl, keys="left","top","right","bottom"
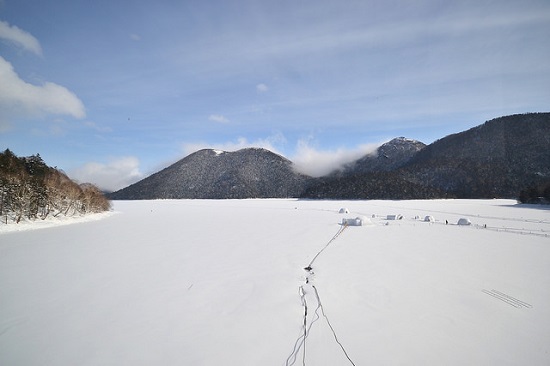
{"left": 301, "top": 171, "right": 447, "bottom": 200}
{"left": 0, "top": 149, "right": 111, "bottom": 224}
{"left": 518, "top": 180, "right": 550, "bottom": 204}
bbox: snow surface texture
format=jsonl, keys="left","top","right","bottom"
{"left": 1, "top": 199, "right": 549, "bottom": 365}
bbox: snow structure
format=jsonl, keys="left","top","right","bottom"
{"left": 424, "top": 215, "right": 435, "bottom": 222}
{"left": 342, "top": 215, "right": 371, "bottom": 226}
{"left": 387, "top": 214, "right": 403, "bottom": 220}
{"left": 457, "top": 217, "right": 472, "bottom": 225}
{"left": 339, "top": 208, "right": 350, "bottom": 213}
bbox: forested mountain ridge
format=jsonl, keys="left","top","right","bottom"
{"left": 0, "top": 149, "right": 111, "bottom": 224}
{"left": 109, "top": 113, "right": 549, "bottom": 200}
{"left": 303, "top": 113, "right": 550, "bottom": 199}
{"left": 401, "top": 113, "right": 550, "bottom": 198}
{"left": 108, "top": 148, "right": 310, "bottom": 200}
{"left": 302, "top": 137, "right": 436, "bottom": 200}
{"left": 336, "top": 137, "right": 426, "bottom": 176}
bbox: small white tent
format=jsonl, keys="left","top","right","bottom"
{"left": 339, "top": 208, "right": 350, "bottom": 214}
{"left": 387, "top": 214, "right": 403, "bottom": 220}
{"left": 342, "top": 216, "right": 371, "bottom": 226}
{"left": 457, "top": 218, "right": 471, "bottom": 226}
{"left": 424, "top": 216, "right": 435, "bottom": 222}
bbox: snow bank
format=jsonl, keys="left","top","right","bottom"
{"left": 0, "top": 211, "right": 114, "bottom": 233}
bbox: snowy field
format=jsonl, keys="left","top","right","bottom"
{"left": 1, "top": 199, "right": 549, "bottom": 365}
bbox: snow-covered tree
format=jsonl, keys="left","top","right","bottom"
{"left": 0, "top": 149, "right": 111, "bottom": 224}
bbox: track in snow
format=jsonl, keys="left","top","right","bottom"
{"left": 482, "top": 289, "right": 533, "bottom": 309}
{"left": 285, "top": 223, "right": 356, "bottom": 366}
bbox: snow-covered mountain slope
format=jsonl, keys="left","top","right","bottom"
{"left": 303, "top": 113, "right": 550, "bottom": 199}
{"left": 402, "top": 112, "right": 550, "bottom": 197}
{"left": 1, "top": 199, "right": 549, "bottom": 365}
{"left": 108, "top": 148, "right": 309, "bottom": 200}
{"left": 337, "top": 137, "right": 426, "bottom": 175}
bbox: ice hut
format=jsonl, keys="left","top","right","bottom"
{"left": 424, "top": 215, "right": 435, "bottom": 222}
{"left": 457, "top": 218, "right": 471, "bottom": 226}
{"left": 339, "top": 208, "right": 350, "bottom": 214}
{"left": 342, "top": 216, "right": 371, "bottom": 226}
{"left": 387, "top": 214, "right": 403, "bottom": 220}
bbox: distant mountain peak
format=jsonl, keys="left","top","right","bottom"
{"left": 109, "top": 146, "right": 308, "bottom": 200}
{"left": 383, "top": 136, "right": 424, "bottom": 147}
{"left": 335, "top": 137, "right": 425, "bottom": 176}
{"left": 389, "top": 136, "right": 417, "bottom": 142}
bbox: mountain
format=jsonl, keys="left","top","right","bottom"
{"left": 302, "top": 137, "right": 434, "bottom": 200}
{"left": 302, "top": 113, "right": 550, "bottom": 199}
{"left": 109, "top": 113, "right": 549, "bottom": 200}
{"left": 108, "top": 148, "right": 310, "bottom": 199}
{"left": 337, "top": 137, "right": 426, "bottom": 176}
{"left": 401, "top": 113, "right": 550, "bottom": 198}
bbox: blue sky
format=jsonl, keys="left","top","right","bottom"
{"left": 1, "top": 0, "right": 549, "bottom": 190}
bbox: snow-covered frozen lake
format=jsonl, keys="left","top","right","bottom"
{"left": 1, "top": 199, "right": 549, "bottom": 365}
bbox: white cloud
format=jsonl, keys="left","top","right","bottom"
{"left": 180, "top": 134, "right": 380, "bottom": 177}
{"left": 208, "top": 114, "right": 229, "bottom": 123}
{"left": 0, "top": 20, "right": 42, "bottom": 55}
{"left": 256, "top": 83, "right": 268, "bottom": 92}
{"left": 68, "top": 156, "right": 143, "bottom": 192}
{"left": 291, "top": 138, "right": 379, "bottom": 177}
{"left": 0, "top": 56, "right": 85, "bottom": 124}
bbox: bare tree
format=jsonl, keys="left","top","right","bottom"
{"left": 0, "top": 149, "right": 111, "bottom": 224}
{"left": 80, "top": 183, "right": 111, "bottom": 213}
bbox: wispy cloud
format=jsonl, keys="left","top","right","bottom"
{"left": 291, "top": 138, "right": 379, "bottom": 177}
{"left": 172, "top": 4, "right": 550, "bottom": 90}
{"left": 0, "top": 57, "right": 85, "bottom": 127}
{"left": 208, "top": 114, "right": 230, "bottom": 123}
{"left": 180, "top": 134, "right": 380, "bottom": 177}
{"left": 256, "top": 83, "right": 268, "bottom": 93}
{"left": 0, "top": 20, "right": 42, "bottom": 55}
{"left": 69, "top": 156, "right": 143, "bottom": 192}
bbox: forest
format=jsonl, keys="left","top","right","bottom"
{"left": 0, "top": 149, "right": 111, "bottom": 224}
{"left": 518, "top": 181, "right": 550, "bottom": 204}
